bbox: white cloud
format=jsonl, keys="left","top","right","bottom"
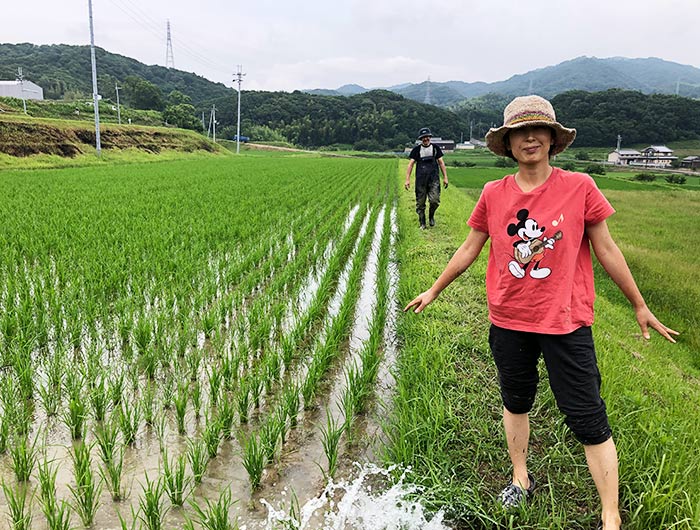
{"left": 2, "top": 0, "right": 699, "bottom": 91}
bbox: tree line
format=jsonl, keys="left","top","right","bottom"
{"left": 202, "top": 89, "right": 468, "bottom": 150}
{"left": 551, "top": 89, "right": 700, "bottom": 147}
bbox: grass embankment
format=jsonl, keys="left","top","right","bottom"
{"left": 388, "top": 163, "right": 700, "bottom": 529}
{"left": 0, "top": 95, "right": 162, "bottom": 125}
{"left": 0, "top": 114, "right": 222, "bottom": 167}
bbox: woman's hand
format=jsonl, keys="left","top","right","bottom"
{"left": 635, "top": 305, "right": 679, "bottom": 343}
{"left": 404, "top": 289, "right": 438, "bottom": 314}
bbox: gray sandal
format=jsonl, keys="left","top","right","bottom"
{"left": 498, "top": 473, "right": 536, "bottom": 509}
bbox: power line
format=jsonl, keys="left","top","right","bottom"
{"left": 105, "top": 0, "right": 163, "bottom": 44}
{"left": 116, "top": 0, "right": 164, "bottom": 33}
{"left": 104, "top": 0, "right": 234, "bottom": 75}
{"left": 171, "top": 36, "right": 232, "bottom": 73}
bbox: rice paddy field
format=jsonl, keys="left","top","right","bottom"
{"left": 0, "top": 149, "right": 698, "bottom": 529}
{"left": 0, "top": 154, "right": 401, "bottom": 529}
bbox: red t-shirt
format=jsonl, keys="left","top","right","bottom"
{"left": 468, "top": 168, "right": 615, "bottom": 334}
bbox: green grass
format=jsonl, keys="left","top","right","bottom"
{"left": 388, "top": 161, "right": 700, "bottom": 529}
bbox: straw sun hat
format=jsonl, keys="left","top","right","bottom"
{"left": 485, "top": 95, "right": 576, "bottom": 157}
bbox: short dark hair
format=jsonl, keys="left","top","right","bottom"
{"left": 504, "top": 128, "right": 557, "bottom": 161}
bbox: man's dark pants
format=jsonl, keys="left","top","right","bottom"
{"left": 415, "top": 178, "right": 441, "bottom": 224}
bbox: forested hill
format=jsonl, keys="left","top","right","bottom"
{"left": 0, "top": 43, "right": 230, "bottom": 104}
{"left": 553, "top": 89, "right": 700, "bottom": 147}
{"left": 449, "top": 89, "right": 700, "bottom": 148}
{"left": 208, "top": 89, "right": 468, "bottom": 150}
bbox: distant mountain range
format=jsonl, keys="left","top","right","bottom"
{"left": 305, "top": 56, "right": 700, "bottom": 106}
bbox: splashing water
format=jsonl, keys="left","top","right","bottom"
{"left": 261, "top": 464, "right": 451, "bottom": 530}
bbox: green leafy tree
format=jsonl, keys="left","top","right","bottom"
{"left": 495, "top": 157, "right": 517, "bottom": 168}
{"left": 247, "top": 124, "right": 288, "bottom": 143}
{"left": 167, "top": 90, "right": 191, "bottom": 106}
{"left": 163, "top": 103, "right": 200, "bottom": 130}
{"left": 584, "top": 163, "right": 606, "bottom": 175}
{"left": 122, "top": 76, "right": 164, "bottom": 111}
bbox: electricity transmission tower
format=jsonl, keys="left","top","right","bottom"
{"left": 166, "top": 20, "right": 175, "bottom": 69}
{"left": 424, "top": 76, "right": 432, "bottom": 105}
{"left": 234, "top": 65, "right": 246, "bottom": 154}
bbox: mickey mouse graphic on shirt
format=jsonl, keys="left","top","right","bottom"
{"left": 507, "top": 208, "right": 562, "bottom": 279}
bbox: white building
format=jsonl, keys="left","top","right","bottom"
{"left": 607, "top": 145, "right": 677, "bottom": 168}
{"left": 0, "top": 80, "right": 44, "bottom": 100}
{"left": 608, "top": 149, "right": 642, "bottom": 165}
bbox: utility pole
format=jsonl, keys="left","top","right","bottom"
{"left": 115, "top": 82, "right": 122, "bottom": 124}
{"left": 88, "top": 0, "right": 102, "bottom": 156}
{"left": 209, "top": 105, "right": 217, "bottom": 143}
{"left": 15, "top": 67, "right": 27, "bottom": 114}
{"left": 165, "top": 20, "right": 175, "bottom": 69}
{"left": 234, "top": 65, "right": 246, "bottom": 154}
{"left": 201, "top": 110, "right": 206, "bottom": 132}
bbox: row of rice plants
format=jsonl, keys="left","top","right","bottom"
{"left": 339, "top": 202, "right": 394, "bottom": 437}
{"left": 236, "top": 170, "right": 399, "bottom": 487}
{"left": 319, "top": 181, "right": 398, "bottom": 478}
{"left": 241, "top": 205, "right": 380, "bottom": 487}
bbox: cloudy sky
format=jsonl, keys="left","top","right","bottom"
{"left": 2, "top": 0, "right": 699, "bottom": 92}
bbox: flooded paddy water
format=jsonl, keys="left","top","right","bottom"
{"left": 0, "top": 196, "right": 449, "bottom": 529}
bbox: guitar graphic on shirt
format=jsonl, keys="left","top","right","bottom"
{"left": 514, "top": 231, "right": 562, "bottom": 265}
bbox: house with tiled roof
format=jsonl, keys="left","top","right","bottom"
{"left": 681, "top": 156, "right": 700, "bottom": 170}
{"left": 608, "top": 145, "right": 677, "bottom": 168}
{"left": 608, "top": 149, "right": 642, "bottom": 165}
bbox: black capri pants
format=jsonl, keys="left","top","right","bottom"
{"left": 489, "top": 324, "right": 612, "bottom": 445}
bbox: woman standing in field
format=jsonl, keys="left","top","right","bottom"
{"left": 404, "top": 95, "right": 678, "bottom": 530}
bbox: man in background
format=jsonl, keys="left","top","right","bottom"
{"left": 405, "top": 127, "right": 449, "bottom": 229}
